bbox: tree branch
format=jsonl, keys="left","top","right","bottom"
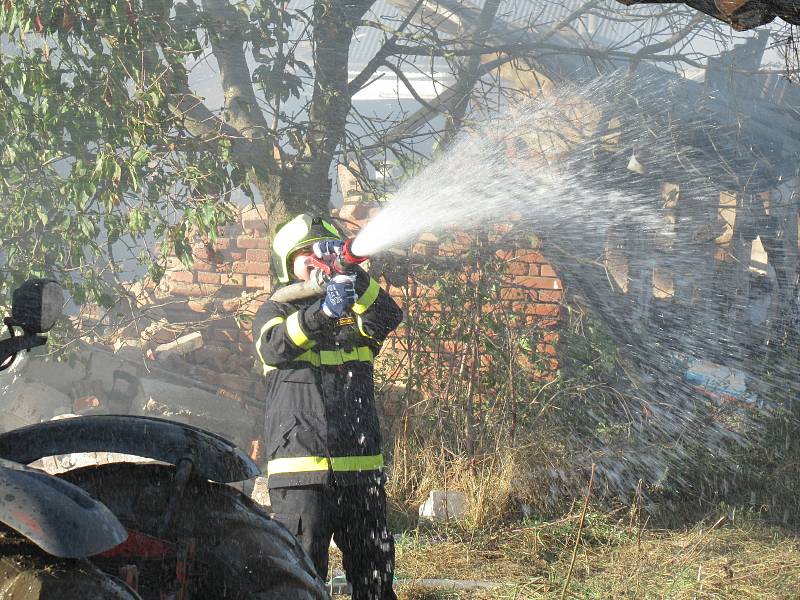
{"left": 349, "top": 0, "right": 426, "bottom": 95}
{"left": 161, "top": 61, "right": 274, "bottom": 176}
{"left": 361, "top": 52, "right": 517, "bottom": 159}
{"left": 201, "top": 0, "right": 272, "bottom": 141}
{"left": 382, "top": 60, "right": 440, "bottom": 112}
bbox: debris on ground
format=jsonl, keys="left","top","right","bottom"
{"left": 419, "top": 490, "right": 467, "bottom": 521}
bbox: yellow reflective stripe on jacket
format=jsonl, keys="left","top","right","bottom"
{"left": 292, "top": 346, "right": 373, "bottom": 367}
{"left": 352, "top": 278, "right": 380, "bottom": 315}
{"left": 256, "top": 316, "right": 286, "bottom": 366}
{"left": 356, "top": 315, "right": 373, "bottom": 339}
{"left": 322, "top": 346, "right": 373, "bottom": 364}
{"left": 267, "top": 453, "right": 384, "bottom": 476}
{"left": 286, "top": 311, "right": 315, "bottom": 349}
{"left": 261, "top": 346, "right": 373, "bottom": 375}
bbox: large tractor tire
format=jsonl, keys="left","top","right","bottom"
{"left": 0, "top": 528, "right": 139, "bottom": 599}
{"left": 60, "top": 463, "right": 327, "bottom": 600}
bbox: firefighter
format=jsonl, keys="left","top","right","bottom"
{"left": 252, "top": 214, "right": 403, "bottom": 600}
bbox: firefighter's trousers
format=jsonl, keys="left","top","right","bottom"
{"left": 270, "top": 480, "right": 397, "bottom": 600}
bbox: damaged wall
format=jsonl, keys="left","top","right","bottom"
{"left": 27, "top": 203, "right": 564, "bottom": 462}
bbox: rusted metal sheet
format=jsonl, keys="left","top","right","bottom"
{"left": 616, "top": 1, "right": 800, "bottom": 31}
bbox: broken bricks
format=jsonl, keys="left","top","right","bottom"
{"left": 152, "top": 332, "right": 204, "bottom": 360}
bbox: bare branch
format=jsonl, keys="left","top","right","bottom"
{"left": 349, "top": 0, "right": 426, "bottom": 95}
{"left": 382, "top": 61, "right": 440, "bottom": 112}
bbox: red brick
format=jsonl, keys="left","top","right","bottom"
{"left": 540, "top": 264, "right": 558, "bottom": 277}
{"left": 246, "top": 248, "right": 270, "bottom": 262}
{"left": 191, "top": 260, "right": 213, "bottom": 271}
{"left": 529, "top": 303, "right": 561, "bottom": 317}
{"left": 197, "top": 272, "right": 221, "bottom": 285}
{"left": 242, "top": 218, "right": 268, "bottom": 232}
{"left": 233, "top": 261, "right": 270, "bottom": 275}
{"left": 511, "top": 302, "right": 528, "bottom": 314}
{"left": 217, "top": 297, "right": 241, "bottom": 312}
{"left": 246, "top": 275, "right": 270, "bottom": 289}
{"left": 516, "top": 276, "right": 561, "bottom": 290}
{"left": 199, "top": 283, "right": 222, "bottom": 296}
{"left": 416, "top": 299, "right": 442, "bottom": 312}
{"left": 220, "top": 274, "right": 245, "bottom": 286}
{"left": 514, "top": 250, "right": 544, "bottom": 263}
{"left": 536, "top": 343, "right": 557, "bottom": 356}
{"left": 495, "top": 249, "right": 514, "bottom": 261}
{"left": 192, "top": 246, "right": 211, "bottom": 260}
{"left": 215, "top": 328, "right": 239, "bottom": 343}
{"left": 166, "top": 270, "right": 195, "bottom": 284}
{"left": 220, "top": 250, "right": 245, "bottom": 262}
{"left": 412, "top": 242, "right": 437, "bottom": 257}
{"left": 237, "top": 236, "right": 269, "bottom": 249}
{"left": 500, "top": 288, "right": 526, "bottom": 301}
{"left": 186, "top": 299, "right": 211, "bottom": 314}
{"left": 528, "top": 264, "right": 540, "bottom": 276}
{"left": 213, "top": 237, "right": 236, "bottom": 250}
{"left": 542, "top": 331, "right": 559, "bottom": 343}
{"left": 506, "top": 261, "right": 528, "bottom": 276}
{"left": 168, "top": 283, "right": 203, "bottom": 297}
{"left": 538, "top": 289, "right": 563, "bottom": 302}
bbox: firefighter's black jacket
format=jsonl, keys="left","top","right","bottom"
{"left": 253, "top": 267, "right": 403, "bottom": 488}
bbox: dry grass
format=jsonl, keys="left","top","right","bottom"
{"left": 333, "top": 513, "right": 800, "bottom": 599}
{"left": 386, "top": 438, "right": 565, "bottom": 531}
{"left": 588, "top": 519, "right": 800, "bottom": 599}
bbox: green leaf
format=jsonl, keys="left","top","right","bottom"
{"left": 128, "top": 208, "right": 147, "bottom": 234}
{"left": 148, "top": 261, "right": 165, "bottom": 284}
{"left": 131, "top": 147, "right": 149, "bottom": 165}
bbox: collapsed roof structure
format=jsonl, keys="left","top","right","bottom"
{"left": 617, "top": 1, "right": 800, "bottom": 31}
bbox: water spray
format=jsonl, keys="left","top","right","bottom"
{"left": 324, "top": 71, "right": 787, "bottom": 503}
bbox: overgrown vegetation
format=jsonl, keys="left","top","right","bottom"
{"left": 375, "top": 224, "right": 800, "bottom": 530}
{"left": 330, "top": 510, "right": 800, "bottom": 599}
{"left": 374, "top": 228, "right": 644, "bottom": 522}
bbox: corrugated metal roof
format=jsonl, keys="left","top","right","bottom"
{"left": 349, "top": 0, "right": 645, "bottom": 71}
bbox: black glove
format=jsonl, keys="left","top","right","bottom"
{"left": 321, "top": 274, "right": 357, "bottom": 318}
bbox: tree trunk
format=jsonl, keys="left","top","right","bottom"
{"left": 283, "top": 0, "right": 373, "bottom": 213}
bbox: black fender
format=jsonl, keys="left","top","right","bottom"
{"left": 0, "top": 458, "right": 127, "bottom": 558}
{"left": 0, "top": 415, "right": 260, "bottom": 483}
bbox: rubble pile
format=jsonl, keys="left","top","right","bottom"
{"left": 5, "top": 207, "right": 278, "bottom": 457}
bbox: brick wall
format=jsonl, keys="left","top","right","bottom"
{"left": 378, "top": 228, "right": 563, "bottom": 375}
{"left": 157, "top": 206, "right": 564, "bottom": 404}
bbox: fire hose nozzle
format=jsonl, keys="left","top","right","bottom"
{"left": 305, "top": 238, "right": 368, "bottom": 279}
{"left": 336, "top": 238, "right": 368, "bottom": 273}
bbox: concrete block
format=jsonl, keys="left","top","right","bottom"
{"left": 153, "top": 331, "right": 204, "bottom": 359}
{"left": 419, "top": 490, "right": 467, "bottom": 521}
{"left": 0, "top": 380, "right": 72, "bottom": 433}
